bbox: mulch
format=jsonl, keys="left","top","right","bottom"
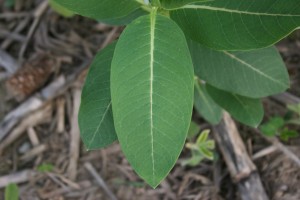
{"left": 0, "top": 1, "right": 299, "bottom": 199}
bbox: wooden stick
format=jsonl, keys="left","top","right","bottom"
{"left": 252, "top": 145, "right": 278, "bottom": 160}
{"left": 27, "top": 127, "right": 40, "bottom": 146}
{"left": 56, "top": 98, "right": 66, "bottom": 133}
{"left": 84, "top": 162, "right": 118, "bottom": 200}
{"left": 213, "top": 112, "right": 269, "bottom": 200}
{"left": 0, "top": 104, "right": 52, "bottom": 153}
{"left": 0, "top": 49, "right": 19, "bottom": 74}
{"left": 20, "top": 144, "right": 47, "bottom": 161}
{"left": 67, "top": 89, "right": 81, "bottom": 180}
{"left": 18, "top": 0, "right": 49, "bottom": 61}
{"left": 271, "top": 92, "right": 300, "bottom": 105}
{"left": 0, "top": 170, "right": 36, "bottom": 188}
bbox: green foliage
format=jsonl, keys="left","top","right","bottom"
{"left": 187, "top": 121, "right": 201, "bottom": 138}
{"left": 206, "top": 85, "right": 264, "bottom": 127}
{"left": 111, "top": 11, "right": 194, "bottom": 188}
{"left": 260, "top": 105, "right": 300, "bottom": 141}
{"left": 4, "top": 0, "right": 15, "bottom": 8}
{"left": 37, "top": 163, "right": 55, "bottom": 172}
{"left": 189, "top": 39, "right": 289, "bottom": 98}
{"left": 181, "top": 129, "right": 215, "bottom": 166}
{"left": 5, "top": 184, "right": 19, "bottom": 200}
{"left": 160, "top": 0, "right": 208, "bottom": 9}
{"left": 171, "top": 0, "right": 300, "bottom": 51}
{"left": 194, "top": 78, "right": 222, "bottom": 124}
{"left": 52, "top": 0, "right": 300, "bottom": 188}
{"left": 260, "top": 117, "right": 285, "bottom": 137}
{"left": 78, "top": 43, "right": 117, "bottom": 150}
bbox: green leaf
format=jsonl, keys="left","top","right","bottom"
{"left": 187, "top": 121, "right": 200, "bottom": 138}
{"left": 5, "top": 183, "right": 19, "bottom": 200}
{"left": 181, "top": 150, "right": 204, "bottom": 166}
{"left": 205, "top": 140, "right": 215, "bottom": 149}
{"left": 49, "top": 0, "right": 75, "bottom": 17}
{"left": 206, "top": 85, "right": 264, "bottom": 127}
{"left": 37, "top": 163, "right": 55, "bottom": 172}
{"left": 196, "top": 129, "right": 209, "bottom": 144}
{"left": 199, "top": 146, "right": 214, "bottom": 159}
{"left": 101, "top": 8, "right": 147, "bottom": 25}
{"left": 79, "top": 43, "right": 118, "bottom": 150}
{"left": 170, "top": 0, "right": 300, "bottom": 50}
{"left": 160, "top": 0, "right": 208, "bottom": 9}
{"left": 280, "top": 128, "right": 299, "bottom": 141}
{"left": 51, "top": 0, "right": 141, "bottom": 21}
{"left": 111, "top": 12, "right": 194, "bottom": 188}
{"left": 4, "top": 0, "right": 15, "bottom": 8}
{"left": 189, "top": 39, "right": 289, "bottom": 98}
{"left": 194, "top": 78, "right": 222, "bottom": 124}
{"left": 260, "top": 117, "right": 285, "bottom": 137}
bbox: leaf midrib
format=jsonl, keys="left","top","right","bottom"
{"left": 182, "top": 5, "right": 300, "bottom": 17}
{"left": 150, "top": 9, "right": 156, "bottom": 183}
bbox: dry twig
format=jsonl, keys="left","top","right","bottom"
{"left": 213, "top": 112, "right": 268, "bottom": 200}
{"left": 0, "top": 169, "right": 36, "bottom": 188}
{"left": 67, "top": 89, "right": 81, "bottom": 180}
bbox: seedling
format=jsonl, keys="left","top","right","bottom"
{"left": 52, "top": 0, "right": 300, "bottom": 187}
{"left": 181, "top": 129, "right": 215, "bottom": 167}
{"left": 260, "top": 104, "right": 300, "bottom": 141}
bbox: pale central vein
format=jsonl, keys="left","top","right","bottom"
{"left": 182, "top": 5, "right": 300, "bottom": 17}
{"left": 223, "top": 51, "right": 286, "bottom": 87}
{"left": 150, "top": 10, "right": 156, "bottom": 182}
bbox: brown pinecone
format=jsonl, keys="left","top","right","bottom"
{"left": 5, "top": 53, "right": 59, "bottom": 101}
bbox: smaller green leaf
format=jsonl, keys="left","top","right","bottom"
{"left": 199, "top": 146, "right": 214, "bottom": 160}
{"left": 196, "top": 129, "right": 209, "bottom": 144}
{"left": 206, "top": 85, "right": 264, "bottom": 127}
{"left": 194, "top": 78, "right": 222, "bottom": 124}
{"left": 79, "top": 42, "right": 118, "bottom": 150}
{"left": 5, "top": 183, "right": 19, "bottom": 200}
{"left": 205, "top": 140, "right": 215, "bottom": 149}
{"left": 49, "top": 0, "right": 75, "bottom": 17}
{"left": 187, "top": 121, "right": 200, "bottom": 138}
{"left": 260, "top": 117, "right": 285, "bottom": 137}
{"left": 181, "top": 150, "right": 204, "bottom": 167}
{"left": 37, "top": 163, "right": 55, "bottom": 172}
{"left": 279, "top": 128, "right": 299, "bottom": 141}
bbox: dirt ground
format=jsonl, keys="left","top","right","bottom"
{"left": 0, "top": 1, "right": 299, "bottom": 200}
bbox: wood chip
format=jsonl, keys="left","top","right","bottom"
{"left": 0, "top": 169, "right": 36, "bottom": 188}
{"left": 27, "top": 127, "right": 40, "bottom": 146}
